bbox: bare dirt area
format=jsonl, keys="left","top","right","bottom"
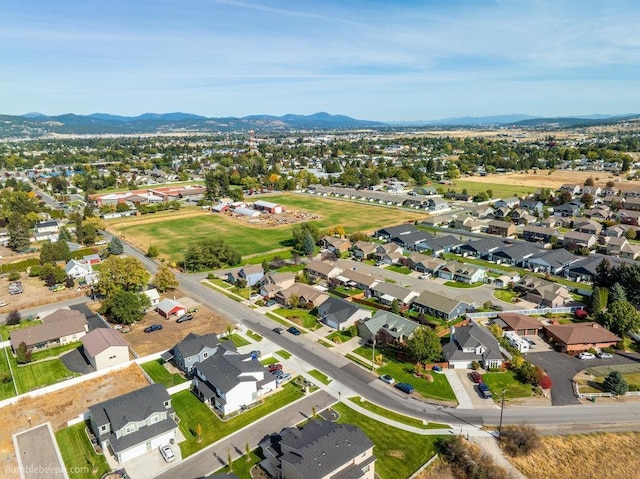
{"left": 0, "top": 275, "right": 86, "bottom": 313}
{"left": 122, "top": 298, "right": 232, "bottom": 356}
{"left": 0, "top": 364, "right": 149, "bottom": 475}
{"left": 507, "top": 432, "right": 640, "bottom": 479}
{"left": 460, "top": 170, "right": 635, "bottom": 190}
{"left": 217, "top": 208, "right": 321, "bottom": 228}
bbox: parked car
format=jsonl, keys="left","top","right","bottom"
{"left": 478, "top": 383, "right": 492, "bottom": 399}
{"left": 268, "top": 363, "right": 283, "bottom": 373}
{"left": 526, "top": 338, "right": 538, "bottom": 348}
{"left": 287, "top": 326, "right": 301, "bottom": 336}
{"left": 379, "top": 374, "right": 395, "bottom": 384}
{"left": 250, "top": 350, "right": 261, "bottom": 359}
{"left": 276, "top": 373, "right": 292, "bottom": 384}
{"left": 578, "top": 352, "right": 596, "bottom": 360}
{"left": 470, "top": 371, "right": 483, "bottom": 384}
{"left": 395, "top": 382, "right": 414, "bottom": 394}
{"left": 159, "top": 444, "right": 175, "bottom": 462}
{"left": 273, "top": 369, "right": 285, "bottom": 377}
{"left": 597, "top": 351, "right": 613, "bottom": 359}
{"left": 273, "top": 327, "right": 285, "bottom": 334}
{"left": 176, "top": 314, "right": 193, "bottom": 323}
{"left": 144, "top": 324, "right": 163, "bottom": 333}
{"left": 266, "top": 299, "right": 277, "bottom": 307}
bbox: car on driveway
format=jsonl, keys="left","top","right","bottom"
{"left": 470, "top": 371, "right": 483, "bottom": 383}
{"left": 478, "top": 383, "right": 493, "bottom": 399}
{"left": 276, "top": 373, "right": 292, "bottom": 384}
{"left": 597, "top": 351, "right": 613, "bottom": 359}
{"left": 578, "top": 352, "right": 596, "bottom": 360}
{"left": 379, "top": 374, "right": 395, "bottom": 384}
{"left": 394, "top": 382, "right": 414, "bottom": 394}
{"left": 250, "top": 350, "right": 261, "bottom": 359}
{"left": 268, "top": 363, "right": 283, "bottom": 373}
{"left": 273, "top": 327, "right": 285, "bottom": 334}
{"left": 287, "top": 326, "right": 301, "bottom": 336}
{"left": 144, "top": 324, "right": 163, "bottom": 333}
{"left": 176, "top": 314, "right": 193, "bottom": 323}
{"left": 159, "top": 444, "right": 175, "bottom": 462}
{"left": 266, "top": 299, "right": 277, "bottom": 307}
{"left": 526, "top": 338, "right": 538, "bottom": 349}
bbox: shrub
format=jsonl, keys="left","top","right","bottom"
{"left": 424, "top": 373, "right": 434, "bottom": 383}
{"left": 471, "top": 360, "right": 480, "bottom": 370}
{"left": 0, "top": 373, "right": 11, "bottom": 384}
{"left": 628, "top": 384, "right": 640, "bottom": 392}
{"left": 6, "top": 310, "right": 21, "bottom": 326}
{"left": 15, "top": 342, "right": 32, "bottom": 364}
{"left": 7, "top": 271, "right": 20, "bottom": 281}
{"left": 603, "top": 370, "right": 629, "bottom": 395}
{"left": 28, "top": 265, "right": 42, "bottom": 277}
{"left": 489, "top": 367, "right": 505, "bottom": 373}
{"left": 332, "top": 337, "right": 342, "bottom": 344}
{"left": 500, "top": 424, "right": 540, "bottom": 456}
{"left": 588, "top": 347, "right": 598, "bottom": 356}
{"left": 538, "top": 375, "right": 552, "bottom": 389}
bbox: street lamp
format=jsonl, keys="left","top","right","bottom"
{"left": 498, "top": 389, "right": 509, "bottom": 440}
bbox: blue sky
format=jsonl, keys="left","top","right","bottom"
{"left": 1, "top": 0, "right": 639, "bottom": 121}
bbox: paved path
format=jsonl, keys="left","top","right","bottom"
{"left": 443, "top": 369, "right": 475, "bottom": 409}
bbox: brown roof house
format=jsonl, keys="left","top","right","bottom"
{"left": 543, "top": 322, "right": 621, "bottom": 352}
{"left": 319, "top": 236, "right": 352, "bottom": 253}
{"left": 306, "top": 261, "right": 342, "bottom": 282}
{"left": 259, "top": 272, "right": 297, "bottom": 298}
{"left": 494, "top": 313, "right": 543, "bottom": 336}
{"left": 10, "top": 309, "right": 87, "bottom": 352}
{"left": 275, "top": 283, "right": 329, "bottom": 309}
{"left": 515, "top": 276, "right": 573, "bottom": 307}
{"left": 487, "top": 220, "right": 516, "bottom": 237}
{"left": 81, "top": 327, "right": 130, "bottom": 370}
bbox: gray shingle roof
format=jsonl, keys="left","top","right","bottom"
{"left": 317, "top": 297, "right": 361, "bottom": 325}
{"left": 413, "top": 291, "right": 468, "bottom": 315}
{"left": 194, "top": 350, "right": 265, "bottom": 393}
{"left": 174, "top": 332, "right": 229, "bottom": 358}
{"left": 443, "top": 324, "right": 503, "bottom": 362}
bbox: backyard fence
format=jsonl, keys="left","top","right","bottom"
{"left": 408, "top": 454, "right": 439, "bottom": 479}
{"left": 466, "top": 306, "right": 583, "bottom": 320}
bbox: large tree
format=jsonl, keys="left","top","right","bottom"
{"left": 39, "top": 240, "right": 71, "bottom": 264}
{"left": 405, "top": 326, "right": 443, "bottom": 363}
{"left": 108, "top": 236, "right": 124, "bottom": 255}
{"left": 154, "top": 265, "right": 179, "bottom": 292}
{"left": 596, "top": 299, "right": 640, "bottom": 337}
{"left": 96, "top": 256, "right": 150, "bottom": 298}
{"left": 183, "top": 238, "right": 241, "bottom": 271}
{"left": 7, "top": 213, "right": 30, "bottom": 252}
{"left": 602, "top": 370, "right": 629, "bottom": 395}
{"left": 101, "top": 290, "right": 151, "bottom": 325}
{"left": 292, "top": 222, "right": 320, "bottom": 251}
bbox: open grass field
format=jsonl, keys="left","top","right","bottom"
{"left": 110, "top": 193, "right": 425, "bottom": 263}
{"left": 56, "top": 421, "right": 110, "bottom": 479}
{"left": 333, "top": 403, "right": 442, "bottom": 479}
{"left": 507, "top": 432, "right": 640, "bottom": 479}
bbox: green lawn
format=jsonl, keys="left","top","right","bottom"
{"left": 353, "top": 345, "right": 456, "bottom": 402}
{"left": 307, "top": 369, "right": 331, "bottom": 385}
{"left": 246, "top": 330, "right": 263, "bottom": 342}
{"left": 450, "top": 179, "right": 537, "bottom": 199}
{"left": 140, "top": 359, "right": 187, "bottom": 387}
{"left": 443, "top": 281, "right": 483, "bottom": 288}
{"left": 333, "top": 403, "right": 442, "bottom": 479}
{"left": 0, "top": 319, "right": 43, "bottom": 341}
{"left": 55, "top": 421, "right": 110, "bottom": 479}
{"left": 114, "top": 193, "right": 425, "bottom": 263}
{"left": 220, "top": 334, "right": 251, "bottom": 347}
{"left": 333, "top": 285, "right": 364, "bottom": 296}
{"left": 326, "top": 330, "right": 354, "bottom": 344}
{"left": 30, "top": 341, "right": 82, "bottom": 362}
{"left": 261, "top": 357, "right": 279, "bottom": 366}
{"left": 349, "top": 397, "right": 450, "bottom": 430}
{"left": 493, "top": 289, "right": 518, "bottom": 303}
{"left": 275, "top": 349, "right": 292, "bottom": 360}
{"left": 481, "top": 370, "right": 534, "bottom": 400}
{"left": 172, "top": 381, "right": 305, "bottom": 457}
{"left": 274, "top": 307, "right": 321, "bottom": 330}
{"left": 212, "top": 449, "right": 265, "bottom": 479}
{"left": 385, "top": 265, "right": 412, "bottom": 275}
{"left": 0, "top": 348, "right": 16, "bottom": 400}
{"left": 265, "top": 312, "right": 289, "bottom": 326}
{"left": 10, "top": 353, "right": 79, "bottom": 394}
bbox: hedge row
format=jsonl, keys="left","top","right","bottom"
{"left": 0, "top": 258, "right": 40, "bottom": 274}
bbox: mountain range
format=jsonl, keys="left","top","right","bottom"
{"left": 0, "top": 111, "right": 638, "bottom": 138}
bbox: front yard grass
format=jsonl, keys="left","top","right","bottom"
{"left": 212, "top": 449, "right": 265, "bottom": 479}
{"left": 9, "top": 353, "right": 79, "bottom": 394}
{"left": 443, "top": 280, "right": 482, "bottom": 288}
{"left": 386, "top": 265, "right": 412, "bottom": 275}
{"left": 140, "top": 359, "right": 187, "bottom": 388}
{"left": 349, "top": 397, "right": 450, "bottom": 430}
{"left": 333, "top": 403, "right": 442, "bottom": 479}
{"left": 326, "top": 330, "right": 354, "bottom": 344}
{"left": 172, "top": 381, "right": 305, "bottom": 457}
{"left": 55, "top": 421, "right": 110, "bottom": 479}
{"left": 493, "top": 288, "right": 518, "bottom": 303}
{"left": 307, "top": 369, "right": 331, "bottom": 385}
{"left": 246, "top": 330, "right": 263, "bottom": 342}
{"left": 220, "top": 333, "right": 251, "bottom": 347}
{"left": 481, "top": 370, "right": 534, "bottom": 399}
{"left": 261, "top": 357, "right": 279, "bottom": 366}
{"left": 275, "top": 349, "right": 292, "bottom": 360}
{"left": 274, "top": 307, "right": 321, "bottom": 330}
{"left": 353, "top": 345, "right": 457, "bottom": 402}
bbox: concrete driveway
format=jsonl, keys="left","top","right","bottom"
{"left": 454, "top": 369, "right": 500, "bottom": 409}
{"left": 13, "top": 423, "right": 67, "bottom": 479}
{"left": 528, "top": 351, "right": 640, "bottom": 406}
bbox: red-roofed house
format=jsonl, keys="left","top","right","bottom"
{"left": 543, "top": 322, "right": 621, "bottom": 352}
{"left": 495, "top": 313, "right": 543, "bottom": 336}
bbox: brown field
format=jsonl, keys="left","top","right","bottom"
{"left": 507, "top": 432, "right": 640, "bottom": 479}
{"left": 461, "top": 169, "right": 638, "bottom": 190}
{"left": 0, "top": 364, "right": 149, "bottom": 475}
{"left": 0, "top": 275, "right": 86, "bottom": 313}
{"left": 122, "top": 292, "right": 232, "bottom": 356}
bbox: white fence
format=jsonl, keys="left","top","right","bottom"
{"left": 408, "top": 454, "right": 439, "bottom": 479}
{"left": 167, "top": 381, "right": 192, "bottom": 395}
{"left": 466, "top": 306, "right": 582, "bottom": 320}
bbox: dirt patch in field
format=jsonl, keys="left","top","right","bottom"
{"left": 0, "top": 364, "right": 149, "bottom": 475}
{"left": 459, "top": 170, "right": 635, "bottom": 190}
{"left": 506, "top": 432, "right": 640, "bottom": 479}
{"left": 0, "top": 275, "right": 87, "bottom": 313}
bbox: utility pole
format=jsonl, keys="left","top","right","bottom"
{"left": 499, "top": 389, "right": 508, "bottom": 440}
{"left": 371, "top": 338, "right": 376, "bottom": 372}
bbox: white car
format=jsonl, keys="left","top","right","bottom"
{"left": 578, "top": 352, "right": 596, "bottom": 360}
{"left": 159, "top": 444, "right": 175, "bottom": 462}
{"left": 597, "top": 352, "right": 613, "bottom": 359}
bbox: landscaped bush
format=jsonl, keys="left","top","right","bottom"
{"left": 0, "top": 258, "right": 39, "bottom": 274}
{"left": 628, "top": 384, "right": 640, "bottom": 391}
{"left": 7, "top": 271, "right": 20, "bottom": 281}
{"left": 471, "top": 360, "right": 480, "bottom": 370}
{"left": 28, "top": 265, "right": 42, "bottom": 277}
{"left": 538, "top": 375, "right": 552, "bottom": 389}
{"left": 603, "top": 371, "right": 629, "bottom": 395}
{"left": 500, "top": 424, "right": 541, "bottom": 457}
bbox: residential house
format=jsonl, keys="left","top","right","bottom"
{"left": 493, "top": 197, "right": 520, "bottom": 209}
{"left": 227, "top": 264, "right": 264, "bottom": 287}
{"left": 510, "top": 208, "right": 535, "bottom": 225}
{"left": 275, "top": 283, "right": 329, "bottom": 309}
{"left": 453, "top": 216, "right": 484, "bottom": 232}
{"left": 64, "top": 259, "right": 93, "bottom": 279}
{"left": 319, "top": 236, "right": 352, "bottom": 254}
{"left": 414, "top": 235, "right": 462, "bottom": 255}
{"left": 427, "top": 197, "right": 449, "bottom": 211}
{"left": 601, "top": 195, "right": 622, "bottom": 207}
{"left": 357, "top": 310, "right": 420, "bottom": 343}
{"left": 469, "top": 205, "right": 495, "bottom": 218}
{"left": 604, "top": 225, "right": 629, "bottom": 238}
{"left": 623, "top": 196, "right": 640, "bottom": 211}
{"left": 515, "top": 276, "right": 572, "bottom": 307}
{"left": 390, "top": 231, "right": 434, "bottom": 250}
{"left": 543, "top": 323, "right": 621, "bottom": 352}
{"left": 443, "top": 324, "right": 503, "bottom": 369}
{"left": 527, "top": 248, "right": 580, "bottom": 275}
{"left": 494, "top": 313, "right": 542, "bottom": 336}
{"left": 259, "top": 272, "right": 297, "bottom": 298}
{"left": 83, "top": 253, "right": 102, "bottom": 266}
{"left": 574, "top": 219, "right": 603, "bottom": 235}
{"left": 458, "top": 237, "right": 504, "bottom": 260}
{"left": 559, "top": 184, "right": 581, "bottom": 197}
{"left": 492, "top": 271, "right": 521, "bottom": 289}
{"left": 10, "top": 309, "right": 87, "bottom": 352}
{"left": 351, "top": 241, "right": 377, "bottom": 260}
{"left": 374, "top": 224, "right": 419, "bottom": 242}
{"left": 602, "top": 186, "right": 620, "bottom": 197}
{"left": 192, "top": 348, "right": 277, "bottom": 416}
{"left": 81, "top": 327, "right": 130, "bottom": 370}
{"left": 620, "top": 242, "right": 640, "bottom": 260}
{"left": 370, "top": 282, "right": 418, "bottom": 308}
{"left": 34, "top": 220, "right": 60, "bottom": 241}
{"left": 487, "top": 220, "right": 516, "bottom": 237}
{"left": 492, "top": 243, "right": 541, "bottom": 267}
{"left": 306, "top": 261, "right": 342, "bottom": 282}
{"left": 520, "top": 199, "right": 543, "bottom": 215}
{"left": 617, "top": 209, "right": 640, "bottom": 226}
{"left": 142, "top": 288, "right": 161, "bottom": 309}
{"left": 156, "top": 298, "right": 186, "bottom": 319}
{"left": 88, "top": 384, "right": 179, "bottom": 463}
{"left": 437, "top": 261, "right": 486, "bottom": 284}
{"left": 334, "top": 269, "right": 381, "bottom": 292}
{"left": 522, "top": 225, "right": 559, "bottom": 244}
{"left": 562, "top": 231, "right": 596, "bottom": 249}
{"left": 412, "top": 291, "right": 470, "bottom": 320}
{"left": 491, "top": 206, "right": 510, "bottom": 220}
{"left": 405, "top": 253, "right": 446, "bottom": 275}
{"left": 374, "top": 244, "right": 404, "bottom": 265}
{"left": 583, "top": 206, "right": 610, "bottom": 220}
{"left": 166, "top": 332, "right": 236, "bottom": 375}
{"left": 260, "top": 419, "right": 375, "bottom": 479}
{"left": 555, "top": 201, "right": 582, "bottom": 217}
{"left": 316, "top": 297, "right": 371, "bottom": 330}
{"left": 582, "top": 185, "right": 602, "bottom": 197}
{"left": 412, "top": 186, "right": 438, "bottom": 196}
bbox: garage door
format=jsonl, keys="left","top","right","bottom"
{"left": 120, "top": 442, "right": 149, "bottom": 463}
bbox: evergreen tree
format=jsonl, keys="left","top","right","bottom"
{"left": 7, "top": 213, "right": 30, "bottom": 252}
{"left": 603, "top": 370, "right": 629, "bottom": 395}
{"left": 303, "top": 234, "right": 315, "bottom": 256}
{"left": 609, "top": 282, "right": 627, "bottom": 305}
{"left": 109, "top": 236, "right": 124, "bottom": 255}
